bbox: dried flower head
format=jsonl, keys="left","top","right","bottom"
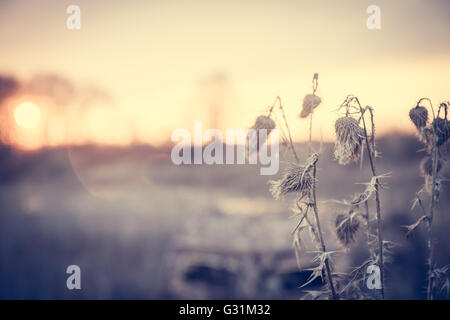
{"left": 300, "top": 94, "right": 321, "bottom": 118}
{"left": 420, "top": 157, "right": 443, "bottom": 177}
{"left": 335, "top": 213, "right": 360, "bottom": 248}
{"left": 409, "top": 105, "right": 428, "bottom": 129}
{"left": 432, "top": 118, "right": 450, "bottom": 147}
{"left": 268, "top": 163, "right": 313, "bottom": 200}
{"left": 334, "top": 116, "right": 364, "bottom": 165}
{"left": 248, "top": 115, "right": 276, "bottom": 155}
{"left": 251, "top": 115, "right": 276, "bottom": 131}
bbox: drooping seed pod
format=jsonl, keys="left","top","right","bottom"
{"left": 420, "top": 156, "right": 443, "bottom": 177}
{"left": 432, "top": 118, "right": 450, "bottom": 147}
{"left": 334, "top": 116, "right": 364, "bottom": 165}
{"left": 268, "top": 163, "right": 313, "bottom": 200}
{"left": 409, "top": 105, "right": 428, "bottom": 129}
{"left": 335, "top": 213, "right": 360, "bottom": 248}
{"left": 299, "top": 94, "right": 321, "bottom": 118}
{"left": 247, "top": 115, "right": 276, "bottom": 156}
{"left": 251, "top": 115, "right": 276, "bottom": 132}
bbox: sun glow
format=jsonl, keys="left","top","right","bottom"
{"left": 14, "top": 102, "right": 41, "bottom": 129}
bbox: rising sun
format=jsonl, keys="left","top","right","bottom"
{"left": 14, "top": 102, "right": 41, "bottom": 129}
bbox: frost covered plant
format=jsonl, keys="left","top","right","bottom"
{"left": 256, "top": 96, "right": 299, "bottom": 162}
{"left": 299, "top": 73, "right": 321, "bottom": 119}
{"left": 334, "top": 116, "right": 364, "bottom": 165}
{"left": 266, "top": 77, "right": 340, "bottom": 299}
{"left": 333, "top": 95, "right": 388, "bottom": 299}
{"left": 335, "top": 210, "right": 360, "bottom": 248}
{"left": 407, "top": 99, "right": 449, "bottom": 300}
{"left": 300, "top": 94, "right": 321, "bottom": 118}
{"left": 432, "top": 117, "right": 450, "bottom": 148}
{"left": 247, "top": 114, "right": 276, "bottom": 155}
{"left": 268, "top": 163, "right": 313, "bottom": 200}
{"left": 420, "top": 157, "right": 444, "bottom": 193}
{"left": 413, "top": 100, "right": 450, "bottom": 152}
{"left": 288, "top": 153, "right": 339, "bottom": 300}
{"left": 420, "top": 156, "right": 443, "bottom": 177}
{"left": 251, "top": 115, "right": 276, "bottom": 132}
{"left": 409, "top": 104, "right": 428, "bottom": 129}
{"left": 289, "top": 75, "right": 340, "bottom": 300}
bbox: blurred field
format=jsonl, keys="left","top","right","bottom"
{"left": 0, "top": 134, "right": 449, "bottom": 299}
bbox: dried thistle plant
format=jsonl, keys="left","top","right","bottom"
{"left": 268, "top": 163, "right": 313, "bottom": 200}
{"left": 409, "top": 104, "right": 428, "bottom": 129}
{"left": 333, "top": 95, "right": 387, "bottom": 299}
{"left": 294, "top": 75, "right": 338, "bottom": 299}
{"left": 267, "top": 77, "right": 339, "bottom": 299}
{"left": 414, "top": 100, "right": 450, "bottom": 152}
{"left": 432, "top": 117, "right": 450, "bottom": 148}
{"left": 251, "top": 115, "right": 276, "bottom": 132}
{"left": 247, "top": 114, "right": 276, "bottom": 155}
{"left": 334, "top": 116, "right": 364, "bottom": 165}
{"left": 300, "top": 94, "right": 321, "bottom": 118}
{"left": 420, "top": 156, "right": 443, "bottom": 177}
{"left": 335, "top": 211, "right": 360, "bottom": 248}
{"left": 408, "top": 99, "right": 449, "bottom": 299}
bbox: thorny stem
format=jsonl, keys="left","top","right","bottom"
{"left": 427, "top": 125, "right": 439, "bottom": 300}
{"left": 356, "top": 98, "right": 385, "bottom": 300}
{"left": 363, "top": 201, "right": 380, "bottom": 300}
{"left": 418, "top": 99, "right": 444, "bottom": 300}
{"left": 309, "top": 113, "right": 313, "bottom": 154}
{"left": 311, "top": 164, "right": 339, "bottom": 300}
{"left": 364, "top": 201, "right": 376, "bottom": 260}
{"left": 288, "top": 108, "right": 336, "bottom": 299}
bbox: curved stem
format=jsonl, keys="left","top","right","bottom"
{"left": 417, "top": 97, "right": 435, "bottom": 120}
{"left": 309, "top": 113, "right": 313, "bottom": 154}
{"left": 427, "top": 128, "right": 439, "bottom": 300}
{"left": 276, "top": 96, "right": 299, "bottom": 163}
{"left": 312, "top": 73, "right": 318, "bottom": 94}
{"left": 311, "top": 164, "right": 339, "bottom": 300}
{"left": 364, "top": 201, "right": 376, "bottom": 261}
{"left": 358, "top": 101, "right": 385, "bottom": 300}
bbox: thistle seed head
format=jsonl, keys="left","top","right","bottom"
{"left": 335, "top": 213, "right": 360, "bottom": 248}
{"left": 432, "top": 118, "right": 450, "bottom": 147}
{"left": 409, "top": 105, "right": 428, "bottom": 129}
{"left": 334, "top": 116, "right": 364, "bottom": 165}
{"left": 251, "top": 115, "right": 276, "bottom": 131}
{"left": 268, "top": 163, "right": 313, "bottom": 200}
{"left": 420, "top": 157, "right": 443, "bottom": 177}
{"left": 248, "top": 115, "right": 276, "bottom": 154}
{"left": 300, "top": 94, "right": 321, "bottom": 118}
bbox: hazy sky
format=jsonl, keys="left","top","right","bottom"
{"left": 0, "top": 0, "right": 449, "bottom": 148}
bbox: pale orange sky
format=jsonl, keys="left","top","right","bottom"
{"left": 0, "top": 0, "right": 449, "bottom": 149}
